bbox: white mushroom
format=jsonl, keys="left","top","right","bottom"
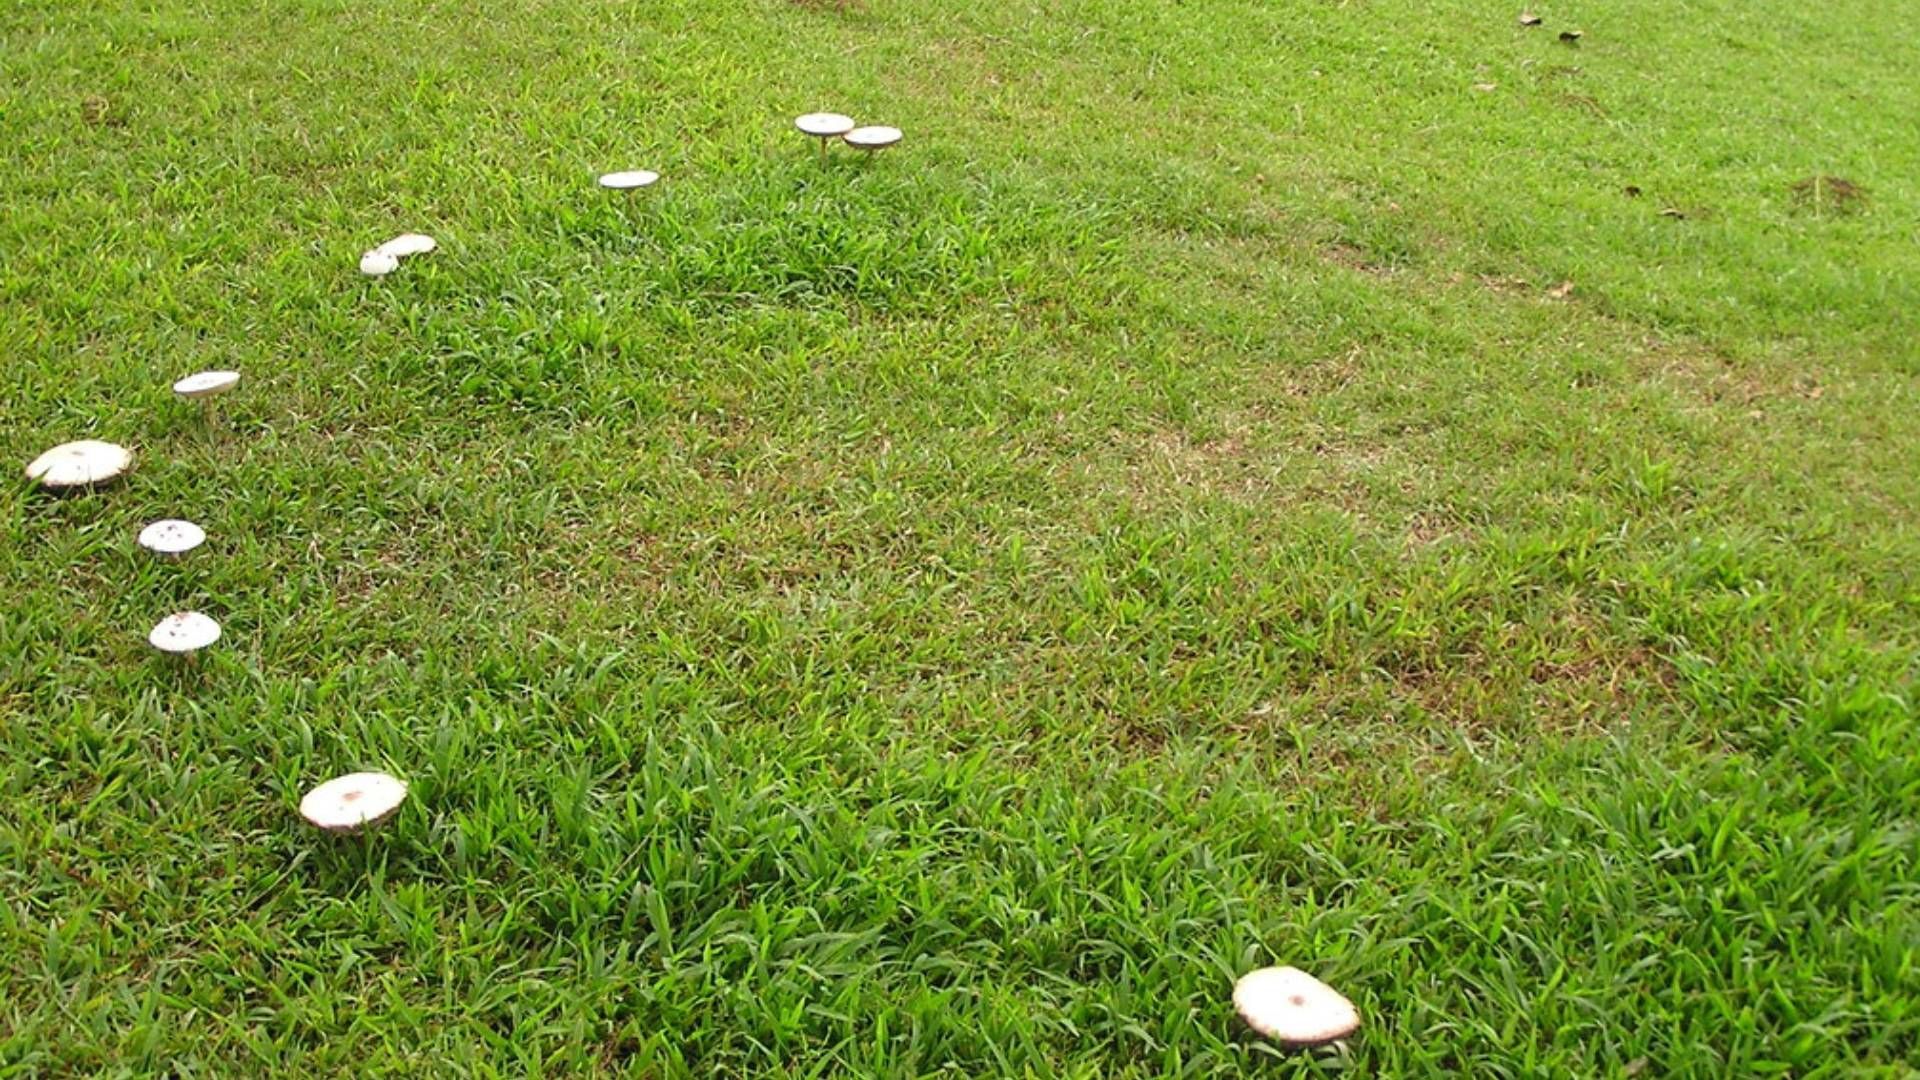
{"left": 1232, "top": 966, "right": 1360, "bottom": 1047}
{"left": 173, "top": 370, "right": 240, "bottom": 400}
{"left": 138, "top": 519, "right": 206, "bottom": 557}
{"left": 148, "top": 611, "right": 221, "bottom": 655}
{"left": 796, "top": 112, "right": 856, "bottom": 159}
{"left": 843, "top": 125, "right": 902, "bottom": 152}
{"left": 597, "top": 170, "right": 660, "bottom": 191}
{"left": 25, "top": 440, "right": 133, "bottom": 490}
{"left": 359, "top": 249, "right": 400, "bottom": 277}
{"left": 374, "top": 233, "right": 437, "bottom": 258}
{"left": 300, "top": 772, "right": 409, "bottom": 833}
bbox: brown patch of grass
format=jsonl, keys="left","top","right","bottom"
{"left": 79, "top": 95, "right": 126, "bottom": 128}
{"left": 1323, "top": 243, "right": 1396, "bottom": 276}
{"left": 1629, "top": 337, "right": 1815, "bottom": 411}
{"left": 1789, "top": 175, "right": 1867, "bottom": 214}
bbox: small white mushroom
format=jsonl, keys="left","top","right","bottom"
{"left": 796, "top": 112, "right": 856, "bottom": 159}
{"left": 148, "top": 611, "right": 221, "bottom": 655}
{"left": 597, "top": 170, "right": 660, "bottom": 191}
{"left": 138, "top": 519, "right": 206, "bottom": 557}
{"left": 359, "top": 249, "right": 400, "bottom": 277}
{"left": 374, "top": 233, "right": 437, "bottom": 258}
{"left": 843, "top": 125, "right": 902, "bottom": 152}
{"left": 1232, "top": 966, "right": 1360, "bottom": 1047}
{"left": 173, "top": 370, "right": 240, "bottom": 401}
{"left": 300, "top": 771, "right": 409, "bottom": 833}
{"left": 25, "top": 440, "right": 133, "bottom": 490}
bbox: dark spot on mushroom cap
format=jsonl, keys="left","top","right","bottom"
{"left": 1289, "top": 995, "right": 1306, "bottom": 1006}
{"left": 343, "top": 790, "right": 362, "bottom": 803}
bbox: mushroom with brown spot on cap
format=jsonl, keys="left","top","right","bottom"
{"left": 139, "top": 519, "right": 207, "bottom": 559}
{"left": 301, "top": 772, "right": 409, "bottom": 834}
{"left": 149, "top": 611, "right": 221, "bottom": 661}
{"left": 1232, "top": 966, "right": 1360, "bottom": 1047}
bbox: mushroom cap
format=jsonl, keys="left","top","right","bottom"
{"left": 597, "top": 170, "right": 660, "bottom": 191}
{"left": 375, "top": 233, "right": 438, "bottom": 258}
{"left": 148, "top": 611, "right": 221, "bottom": 654}
{"left": 138, "top": 518, "right": 206, "bottom": 556}
{"left": 300, "top": 771, "right": 409, "bottom": 833}
{"left": 172, "top": 370, "right": 240, "bottom": 400}
{"left": 359, "top": 249, "right": 400, "bottom": 276}
{"left": 25, "top": 440, "right": 134, "bottom": 489}
{"left": 795, "top": 112, "right": 856, "bottom": 137}
{"left": 1232, "top": 966, "right": 1360, "bottom": 1046}
{"left": 843, "top": 125, "right": 902, "bottom": 149}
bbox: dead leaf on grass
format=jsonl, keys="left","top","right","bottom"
{"left": 1623, "top": 185, "right": 1643, "bottom": 197}
{"left": 1558, "top": 29, "right": 1583, "bottom": 43}
{"left": 1473, "top": 82, "right": 1498, "bottom": 92}
{"left": 1519, "top": 12, "right": 1543, "bottom": 26}
{"left": 1547, "top": 280, "right": 1575, "bottom": 300}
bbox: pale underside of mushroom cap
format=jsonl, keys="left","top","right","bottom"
{"left": 139, "top": 518, "right": 207, "bottom": 555}
{"left": 375, "top": 233, "right": 437, "bottom": 258}
{"left": 843, "top": 125, "right": 902, "bottom": 149}
{"left": 25, "top": 440, "right": 134, "bottom": 489}
{"left": 1232, "top": 966, "right": 1360, "bottom": 1046}
{"left": 359, "top": 249, "right": 400, "bottom": 276}
{"left": 301, "top": 772, "right": 409, "bottom": 833}
{"left": 795, "top": 112, "right": 856, "bottom": 137}
{"left": 148, "top": 611, "right": 221, "bottom": 653}
{"left": 173, "top": 370, "right": 240, "bottom": 399}
{"left": 597, "top": 170, "right": 660, "bottom": 190}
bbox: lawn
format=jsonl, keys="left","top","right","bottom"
{"left": 4, "top": 0, "right": 1918, "bottom": 1073}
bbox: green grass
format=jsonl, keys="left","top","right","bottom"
{"left": 4, "top": 0, "right": 1918, "bottom": 1073}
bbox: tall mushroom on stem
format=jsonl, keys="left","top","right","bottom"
{"left": 173, "top": 370, "right": 240, "bottom": 426}
{"left": 1232, "top": 966, "right": 1360, "bottom": 1048}
{"left": 25, "top": 440, "right": 133, "bottom": 492}
{"left": 597, "top": 170, "right": 660, "bottom": 230}
{"left": 795, "top": 112, "right": 856, "bottom": 161}
{"left": 300, "top": 772, "right": 409, "bottom": 834}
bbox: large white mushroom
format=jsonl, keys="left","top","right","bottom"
{"left": 138, "top": 518, "right": 206, "bottom": 557}
{"left": 843, "top": 125, "right": 902, "bottom": 152}
{"left": 375, "top": 233, "right": 437, "bottom": 258}
{"left": 25, "top": 440, "right": 133, "bottom": 490}
{"left": 300, "top": 772, "right": 409, "bottom": 833}
{"left": 597, "top": 169, "right": 660, "bottom": 191}
{"left": 1232, "top": 966, "right": 1360, "bottom": 1047}
{"left": 148, "top": 611, "right": 221, "bottom": 655}
{"left": 795, "top": 112, "right": 856, "bottom": 159}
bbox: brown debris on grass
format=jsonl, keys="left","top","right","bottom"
{"left": 1789, "top": 175, "right": 1867, "bottom": 215}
